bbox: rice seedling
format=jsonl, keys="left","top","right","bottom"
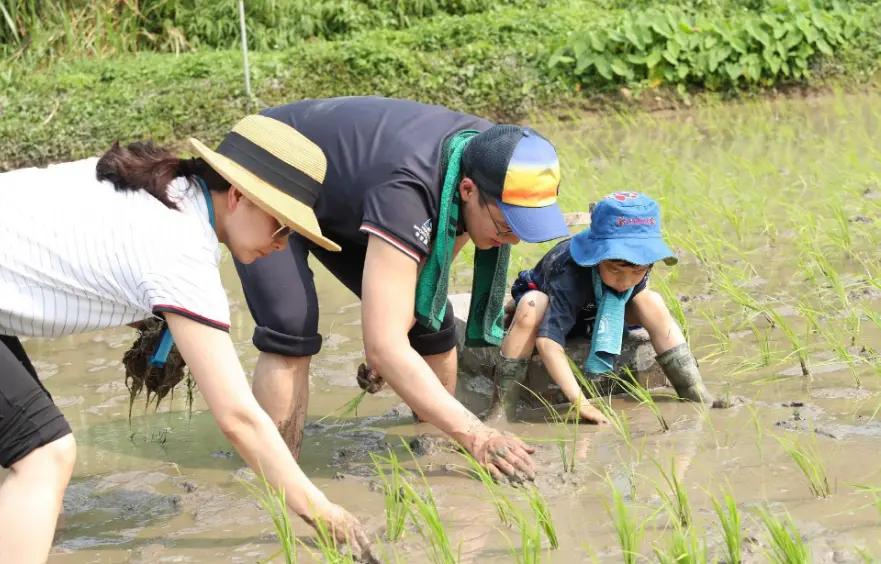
{"left": 500, "top": 513, "right": 543, "bottom": 564}
{"left": 842, "top": 483, "right": 881, "bottom": 520}
{"left": 746, "top": 402, "right": 765, "bottom": 464}
{"left": 455, "top": 449, "right": 517, "bottom": 528}
{"left": 754, "top": 505, "right": 810, "bottom": 564}
{"left": 398, "top": 439, "right": 459, "bottom": 564}
{"left": 370, "top": 449, "right": 409, "bottom": 541}
{"left": 711, "top": 490, "right": 742, "bottom": 564}
{"left": 570, "top": 358, "right": 634, "bottom": 451}
{"left": 818, "top": 321, "right": 863, "bottom": 388}
{"left": 524, "top": 485, "right": 559, "bottom": 549}
{"left": 649, "top": 455, "right": 692, "bottom": 528}
{"left": 765, "top": 306, "right": 812, "bottom": 381}
{"left": 751, "top": 322, "right": 774, "bottom": 367}
{"left": 317, "top": 388, "right": 368, "bottom": 424}
{"left": 700, "top": 308, "right": 732, "bottom": 354}
{"left": 828, "top": 201, "right": 855, "bottom": 258}
{"left": 603, "top": 472, "right": 648, "bottom": 564}
{"left": 237, "top": 470, "right": 300, "bottom": 564}
{"left": 521, "top": 384, "right": 576, "bottom": 472}
{"left": 775, "top": 424, "right": 832, "bottom": 498}
{"left": 653, "top": 521, "right": 709, "bottom": 564}
{"left": 310, "top": 510, "right": 358, "bottom": 564}
{"left": 609, "top": 368, "right": 669, "bottom": 433}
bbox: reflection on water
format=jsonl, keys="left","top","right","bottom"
{"left": 4, "top": 93, "right": 880, "bottom": 562}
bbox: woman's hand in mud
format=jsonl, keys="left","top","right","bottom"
{"left": 356, "top": 363, "right": 386, "bottom": 394}
{"left": 470, "top": 428, "right": 536, "bottom": 486}
{"left": 307, "top": 503, "right": 378, "bottom": 563}
{"left": 579, "top": 403, "right": 609, "bottom": 425}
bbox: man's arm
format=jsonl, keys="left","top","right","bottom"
{"left": 361, "top": 235, "right": 536, "bottom": 482}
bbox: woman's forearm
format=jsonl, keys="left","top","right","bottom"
{"left": 164, "top": 314, "right": 331, "bottom": 521}
{"left": 220, "top": 405, "right": 330, "bottom": 517}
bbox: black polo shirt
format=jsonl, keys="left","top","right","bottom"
{"left": 260, "top": 96, "right": 492, "bottom": 262}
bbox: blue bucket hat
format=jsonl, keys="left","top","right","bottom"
{"left": 570, "top": 192, "right": 678, "bottom": 267}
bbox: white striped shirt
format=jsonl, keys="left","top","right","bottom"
{"left": 0, "top": 158, "right": 230, "bottom": 337}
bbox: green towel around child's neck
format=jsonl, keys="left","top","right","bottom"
{"left": 414, "top": 130, "right": 510, "bottom": 348}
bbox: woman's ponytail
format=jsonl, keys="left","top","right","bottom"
{"left": 96, "top": 141, "right": 209, "bottom": 210}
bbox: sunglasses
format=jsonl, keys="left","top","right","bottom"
{"left": 271, "top": 220, "right": 295, "bottom": 240}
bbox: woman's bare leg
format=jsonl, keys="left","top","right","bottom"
{"left": 0, "top": 434, "right": 77, "bottom": 562}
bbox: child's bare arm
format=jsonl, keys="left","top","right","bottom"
{"left": 536, "top": 337, "right": 607, "bottom": 424}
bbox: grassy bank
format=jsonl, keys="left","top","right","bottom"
{"left": 1, "top": 0, "right": 879, "bottom": 170}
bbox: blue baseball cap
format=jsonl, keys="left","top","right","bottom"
{"left": 462, "top": 125, "right": 569, "bottom": 243}
{"left": 569, "top": 192, "right": 678, "bottom": 267}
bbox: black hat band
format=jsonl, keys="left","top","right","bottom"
{"left": 216, "top": 131, "right": 320, "bottom": 208}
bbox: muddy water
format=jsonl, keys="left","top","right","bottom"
{"left": 6, "top": 93, "right": 881, "bottom": 562}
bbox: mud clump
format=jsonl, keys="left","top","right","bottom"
{"left": 122, "top": 318, "right": 192, "bottom": 418}
{"left": 408, "top": 434, "right": 461, "bottom": 457}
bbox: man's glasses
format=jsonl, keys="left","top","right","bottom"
{"left": 478, "top": 191, "right": 514, "bottom": 236}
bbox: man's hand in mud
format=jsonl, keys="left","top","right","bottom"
{"left": 357, "top": 363, "right": 386, "bottom": 394}
{"left": 470, "top": 428, "right": 536, "bottom": 486}
{"left": 307, "top": 503, "right": 378, "bottom": 563}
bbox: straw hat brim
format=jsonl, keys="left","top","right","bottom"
{"left": 189, "top": 137, "right": 341, "bottom": 253}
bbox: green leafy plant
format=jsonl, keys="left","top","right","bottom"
{"left": 549, "top": 4, "right": 870, "bottom": 90}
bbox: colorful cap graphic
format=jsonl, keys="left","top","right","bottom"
{"left": 570, "top": 192, "right": 678, "bottom": 267}
{"left": 462, "top": 125, "right": 568, "bottom": 243}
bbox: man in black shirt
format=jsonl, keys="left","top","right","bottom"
{"left": 235, "top": 96, "right": 569, "bottom": 482}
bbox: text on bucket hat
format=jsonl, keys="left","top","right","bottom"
{"left": 461, "top": 125, "right": 569, "bottom": 243}
{"left": 189, "top": 115, "right": 341, "bottom": 252}
{"left": 569, "top": 191, "right": 678, "bottom": 267}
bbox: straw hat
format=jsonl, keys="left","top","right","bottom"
{"left": 189, "top": 115, "right": 340, "bottom": 252}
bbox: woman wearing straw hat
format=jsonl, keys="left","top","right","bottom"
{"left": 231, "top": 96, "right": 571, "bottom": 484}
{"left": 0, "top": 117, "right": 374, "bottom": 562}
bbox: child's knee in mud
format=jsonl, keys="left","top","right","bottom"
{"left": 512, "top": 291, "right": 549, "bottom": 333}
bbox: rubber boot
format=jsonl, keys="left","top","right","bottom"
{"left": 484, "top": 353, "right": 529, "bottom": 423}
{"left": 656, "top": 343, "right": 715, "bottom": 404}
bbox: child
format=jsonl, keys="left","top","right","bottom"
{"left": 485, "top": 192, "right": 714, "bottom": 424}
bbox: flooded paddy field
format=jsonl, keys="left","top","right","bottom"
{"left": 7, "top": 92, "right": 881, "bottom": 563}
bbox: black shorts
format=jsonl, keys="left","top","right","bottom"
{"left": 233, "top": 234, "right": 457, "bottom": 358}
{"left": 0, "top": 335, "right": 72, "bottom": 468}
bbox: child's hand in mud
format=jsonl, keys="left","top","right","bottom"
{"left": 307, "top": 503, "right": 378, "bottom": 563}
{"left": 471, "top": 429, "right": 536, "bottom": 486}
{"left": 579, "top": 404, "right": 609, "bottom": 425}
{"left": 356, "top": 363, "right": 386, "bottom": 394}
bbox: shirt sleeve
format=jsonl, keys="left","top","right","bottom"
{"left": 141, "top": 238, "right": 231, "bottom": 332}
{"left": 537, "top": 265, "right": 589, "bottom": 347}
{"left": 360, "top": 174, "right": 434, "bottom": 263}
